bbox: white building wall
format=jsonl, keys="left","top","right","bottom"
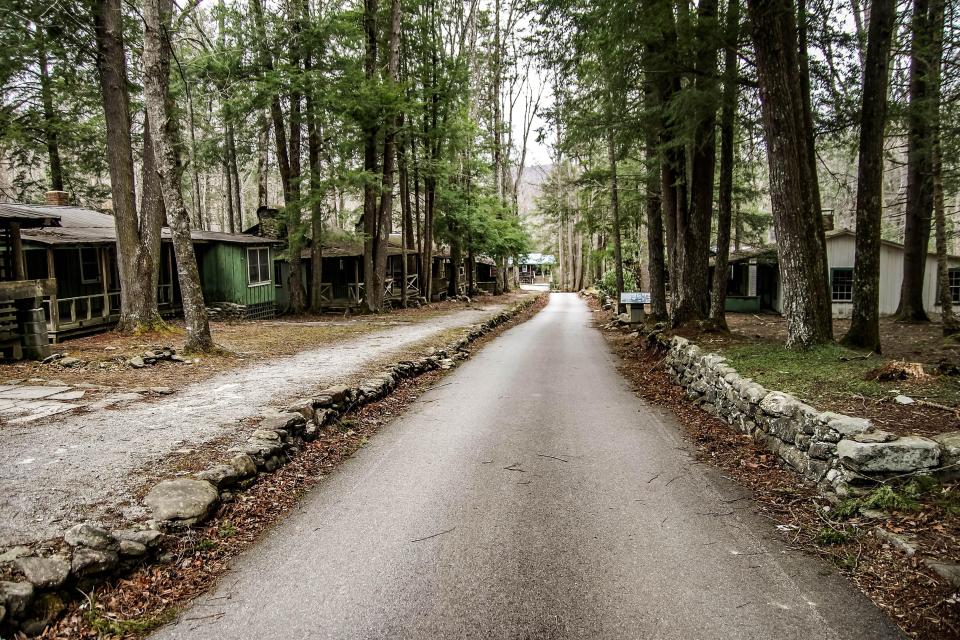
{"left": 824, "top": 233, "right": 959, "bottom": 318}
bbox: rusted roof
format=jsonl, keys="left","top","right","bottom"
{"left": 0, "top": 203, "right": 62, "bottom": 228}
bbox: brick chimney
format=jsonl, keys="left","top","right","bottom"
{"left": 45, "top": 191, "right": 69, "bottom": 206}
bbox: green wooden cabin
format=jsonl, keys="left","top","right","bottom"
{"left": 4, "top": 203, "right": 276, "bottom": 340}
{"left": 194, "top": 233, "right": 279, "bottom": 319}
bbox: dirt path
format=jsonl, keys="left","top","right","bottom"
{"left": 0, "top": 301, "right": 514, "bottom": 547}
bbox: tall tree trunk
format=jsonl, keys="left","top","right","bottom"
{"left": 223, "top": 124, "right": 235, "bottom": 233}
{"left": 675, "top": 0, "right": 720, "bottom": 327}
{"left": 257, "top": 110, "right": 269, "bottom": 208}
{"left": 36, "top": 25, "right": 64, "bottom": 192}
{"left": 645, "top": 138, "right": 668, "bottom": 322}
{"left": 93, "top": 0, "right": 162, "bottom": 331}
{"left": 227, "top": 122, "right": 242, "bottom": 230}
{"left": 362, "top": 0, "right": 381, "bottom": 312}
{"left": 374, "top": 0, "right": 401, "bottom": 310}
{"left": 142, "top": 0, "right": 212, "bottom": 351}
{"left": 747, "top": 0, "right": 832, "bottom": 348}
{"left": 305, "top": 24, "right": 325, "bottom": 313}
{"left": 842, "top": 0, "right": 896, "bottom": 350}
{"left": 796, "top": 0, "right": 822, "bottom": 225}
{"left": 896, "top": 0, "right": 943, "bottom": 322}
{"left": 710, "top": 0, "right": 741, "bottom": 329}
{"left": 607, "top": 123, "right": 624, "bottom": 302}
{"left": 286, "top": 5, "right": 306, "bottom": 313}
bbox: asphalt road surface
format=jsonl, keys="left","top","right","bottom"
{"left": 154, "top": 293, "right": 903, "bottom": 640}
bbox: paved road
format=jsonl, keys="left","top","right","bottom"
{"left": 154, "top": 293, "right": 902, "bottom": 640}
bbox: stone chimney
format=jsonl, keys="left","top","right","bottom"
{"left": 45, "top": 191, "right": 69, "bottom": 206}
{"left": 822, "top": 212, "right": 835, "bottom": 231}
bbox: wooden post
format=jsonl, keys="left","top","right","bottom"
{"left": 100, "top": 246, "right": 110, "bottom": 318}
{"left": 353, "top": 258, "right": 360, "bottom": 306}
{"left": 10, "top": 223, "right": 25, "bottom": 280}
{"left": 46, "top": 248, "right": 59, "bottom": 333}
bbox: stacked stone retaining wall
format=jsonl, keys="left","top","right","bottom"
{"left": 663, "top": 336, "right": 959, "bottom": 494}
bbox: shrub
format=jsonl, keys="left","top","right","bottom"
{"left": 597, "top": 269, "right": 637, "bottom": 299}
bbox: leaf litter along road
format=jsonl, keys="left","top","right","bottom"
{"left": 147, "top": 293, "right": 899, "bottom": 640}
{"left": 0, "top": 298, "right": 523, "bottom": 547}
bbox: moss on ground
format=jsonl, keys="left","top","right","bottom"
{"left": 717, "top": 342, "right": 960, "bottom": 408}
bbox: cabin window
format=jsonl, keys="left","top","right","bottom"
{"left": 949, "top": 268, "right": 960, "bottom": 304}
{"left": 247, "top": 247, "right": 271, "bottom": 286}
{"left": 274, "top": 261, "right": 283, "bottom": 288}
{"left": 80, "top": 248, "right": 100, "bottom": 284}
{"left": 831, "top": 268, "right": 853, "bottom": 302}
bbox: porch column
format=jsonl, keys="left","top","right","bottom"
{"left": 46, "top": 248, "right": 59, "bottom": 332}
{"left": 100, "top": 246, "right": 110, "bottom": 317}
{"left": 10, "top": 223, "right": 25, "bottom": 280}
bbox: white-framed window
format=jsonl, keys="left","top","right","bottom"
{"left": 80, "top": 247, "right": 100, "bottom": 284}
{"left": 831, "top": 267, "right": 853, "bottom": 302}
{"left": 247, "top": 247, "right": 271, "bottom": 286}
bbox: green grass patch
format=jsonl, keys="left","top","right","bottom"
{"left": 815, "top": 526, "right": 851, "bottom": 546}
{"left": 84, "top": 595, "right": 176, "bottom": 636}
{"left": 717, "top": 341, "right": 960, "bottom": 407}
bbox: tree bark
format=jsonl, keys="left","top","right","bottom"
{"left": 257, "top": 110, "right": 269, "bottom": 208}
{"left": 710, "top": 0, "right": 741, "bottom": 329}
{"left": 374, "top": 0, "right": 402, "bottom": 310}
{"left": 606, "top": 123, "right": 624, "bottom": 302}
{"left": 93, "top": 0, "right": 162, "bottom": 331}
{"left": 362, "top": 0, "right": 381, "bottom": 312}
{"left": 36, "top": 25, "right": 64, "bottom": 192}
{"left": 645, "top": 137, "right": 668, "bottom": 321}
{"left": 675, "top": 0, "right": 720, "bottom": 327}
{"left": 842, "top": 0, "right": 896, "bottom": 350}
{"left": 896, "top": 0, "right": 943, "bottom": 322}
{"left": 747, "top": 0, "right": 832, "bottom": 348}
{"left": 142, "top": 0, "right": 213, "bottom": 351}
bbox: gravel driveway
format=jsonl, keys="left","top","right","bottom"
{"left": 0, "top": 302, "right": 510, "bottom": 547}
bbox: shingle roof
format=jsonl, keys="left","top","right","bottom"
{"left": 0, "top": 203, "right": 63, "bottom": 228}
{"left": 4, "top": 204, "right": 271, "bottom": 246}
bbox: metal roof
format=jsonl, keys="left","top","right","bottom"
{"left": 520, "top": 252, "right": 556, "bottom": 266}
{"left": 0, "top": 203, "right": 63, "bottom": 228}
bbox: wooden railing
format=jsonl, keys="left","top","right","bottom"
{"left": 45, "top": 291, "right": 121, "bottom": 330}
{"left": 384, "top": 274, "right": 420, "bottom": 300}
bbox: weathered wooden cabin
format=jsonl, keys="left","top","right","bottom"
{"left": 274, "top": 234, "right": 419, "bottom": 310}
{"left": 474, "top": 256, "right": 499, "bottom": 294}
{"left": 5, "top": 203, "right": 277, "bottom": 340}
{"left": 0, "top": 203, "right": 59, "bottom": 359}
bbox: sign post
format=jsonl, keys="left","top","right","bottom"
{"left": 620, "top": 292, "right": 650, "bottom": 325}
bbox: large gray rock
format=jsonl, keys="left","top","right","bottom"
{"left": 114, "top": 528, "right": 163, "bottom": 548}
{"left": 837, "top": 436, "right": 940, "bottom": 473}
{"left": 229, "top": 454, "right": 257, "bottom": 478}
{"left": 143, "top": 479, "right": 219, "bottom": 525}
{"left": 759, "top": 391, "right": 799, "bottom": 417}
{"left": 933, "top": 431, "right": 960, "bottom": 468}
{"left": 64, "top": 522, "right": 118, "bottom": 551}
{"left": 823, "top": 412, "right": 872, "bottom": 436}
{"left": 71, "top": 548, "right": 118, "bottom": 576}
{"left": 15, "top": 556, "right": 70, "bottom": 589}
{"left": 197, "top": 464, "right": 241, "bottom": 489}
{"left": 0, "top": 581, "right": 33, "bottom": 618}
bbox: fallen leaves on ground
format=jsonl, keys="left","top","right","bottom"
{"left": 591, "top": 301, "right": 959, "bottom": 640}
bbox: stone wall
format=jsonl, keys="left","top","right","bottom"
{"left": 0, "top": 295, "right": 543, "bottom": 636}
{"left": 663, "top": 336, "right": 958, "bottom": 494}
